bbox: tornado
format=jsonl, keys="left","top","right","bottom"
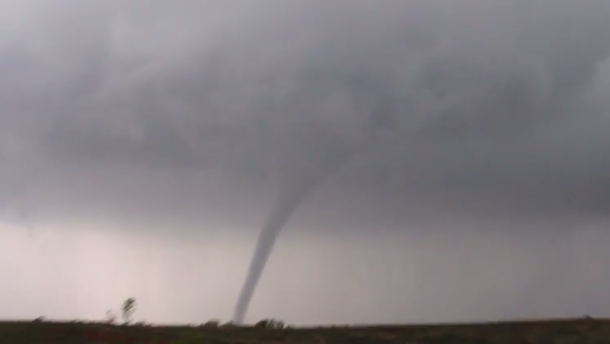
{"left": 231, "top": 118, "right": 383, "bottom": 324}
{"left": 232, "top": 147, "right": 357, "bottom": 324}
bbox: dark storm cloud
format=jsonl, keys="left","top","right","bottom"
{"left": 0, "top": 0, "right": 610, "bottom": 228}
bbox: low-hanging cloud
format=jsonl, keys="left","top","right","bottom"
{"left": 1, "top": 0, "right": 608, "bottom": 220}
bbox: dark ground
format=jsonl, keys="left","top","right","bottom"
{"left": 0, "top": 318, "right": 608, "bottom": 344}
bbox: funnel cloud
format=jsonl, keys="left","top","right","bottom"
{"left": 233, "top": 108, "right": 393, "bottom": 323}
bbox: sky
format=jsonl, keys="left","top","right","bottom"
{"left": 0, "top": 0, "right": 610, "bottom": 325}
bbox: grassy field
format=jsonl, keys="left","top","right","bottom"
{"left": 0, "top": 318, "right": 608, "bottom": 343}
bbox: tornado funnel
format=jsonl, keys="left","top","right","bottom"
{"left": 232, "top": 134, "right": 362, "bottom": 324}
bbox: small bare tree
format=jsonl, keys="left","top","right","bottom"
{"left": 105, "top": 310, "right": 117, "bottom": 324}
{"left": 121, "top": 297, "right": 136, "bottom": 324}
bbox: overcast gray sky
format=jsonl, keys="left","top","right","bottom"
{"left": 1, "top": 0, "right": 610, "bottom": 325}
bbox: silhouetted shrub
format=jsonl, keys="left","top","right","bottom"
{"left": 105, "top": 310, "right": 117, "bottom": 324}
{"left": 201, "top": 320, "right": 221, "bottom": 327}
{"left": 255, "top": 318, "right": 285, "bottom": 329}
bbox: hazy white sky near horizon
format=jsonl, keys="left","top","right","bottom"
{"left": 1, "top": 0, "right": 610, "bottom": 325}
{"left": 3, "top": 217, "right": 610, "bottom": 325}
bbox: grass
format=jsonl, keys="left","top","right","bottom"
{"left": 0, "top": 318, "right": 608, "bottom": 343}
